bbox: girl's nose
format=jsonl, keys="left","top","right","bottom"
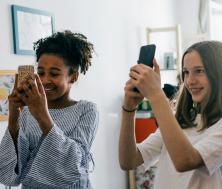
{"left": 186, "top": 72, "right": 196, "bottom": 85}
{"left": 40, "top": 75, "right": 51, "bottom": 84}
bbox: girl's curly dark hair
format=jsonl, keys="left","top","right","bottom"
{"left": 33, "top": 30, "right": 94, "bottom": 75}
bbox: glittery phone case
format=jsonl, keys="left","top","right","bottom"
{"left": 18, "top": 65, "right": 34, "bottom": 87}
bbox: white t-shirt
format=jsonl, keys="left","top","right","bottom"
{"left": 137, "top": 118, "right": 222, "bottom": 189}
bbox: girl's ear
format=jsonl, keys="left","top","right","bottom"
{"left": 70, "top": 72, "right": 79, "bottom": 83}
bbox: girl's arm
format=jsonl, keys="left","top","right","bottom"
{"left": 0, "top": 107, "right": 32, "bottom": 186}
{"left": 119, "top": 110, "right": 144, "bottom": 170}
{"left": 8, "top": 74, "right": 24, "bottom": 145}
{"left": 0, "top": 129, "right": 21, "bottom": 186}
{"left": 119, "top": 80, "right": 145, "bottom": 170}
{"left": 150, "top": 92, "right": 204, "bottom": 172}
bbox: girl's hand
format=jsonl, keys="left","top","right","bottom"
{"left": 8, "top": 74, "right": 25, "bottom": 140}
{"left": 129, "top": 59, "right": 162, "bottom": 102}
{"left": 8, "top": 74, "right": 25, "bottom": 120}
{"left": 123, "top": 79, "right": 144, "bottom": 110}
{"left": 17, "top": 74, "right": 49, "bottom": 121}
{"left": 18, "top": 74, "right": 53, "bottom": 135}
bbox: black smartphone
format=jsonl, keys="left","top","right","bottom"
{"left": 133, "top": 44, "right": 156, "bottom": 92}
{"left": 137, "top": 44, "right": 156, "bottom": 67}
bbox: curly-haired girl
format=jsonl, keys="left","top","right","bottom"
{"left": 0, "top": 30, "right": 99, "bottom": 189}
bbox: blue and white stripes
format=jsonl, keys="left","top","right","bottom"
{"left": 0, "top": 100, "right": 99, "bottom": 189}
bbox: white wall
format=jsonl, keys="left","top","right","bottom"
{"left": 174, "top": 0, "right": 201, "bottom": 50}
{"left": 0, "top": 0, "right": 177, "bottom": 188}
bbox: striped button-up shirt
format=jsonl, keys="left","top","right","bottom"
{"left": 0, "top": 100, "right": 99, "bottom": 189}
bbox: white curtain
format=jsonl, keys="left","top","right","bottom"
{"left": 198, "top": 0, "right": 209, "bottom": 33}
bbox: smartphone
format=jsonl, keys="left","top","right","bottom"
{"left": 138, "top": 44, "right": 156, "bottom": 67}
{"left": 18, "top": 65, "right": 35, "bottom": 88}
{"left": 133, "top": 44, "right": 156, "bottom": 92}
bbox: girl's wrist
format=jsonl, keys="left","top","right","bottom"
{"left": 37, "top": 112, "right": 54, "bottom": 135}
{"left": 147, "top": 91, "right": 167, "bottom": 107}
{"left": 122, "top": 105, "right": 138, "bottom": 113}
{"left": 8, "top": 119, "right": 20, "bottom": 138}
{"left": 123, "top": 99, "right": 138, "bottom": 110}
{"left": 39, "top": 120, "right": 54, "bottom": 135}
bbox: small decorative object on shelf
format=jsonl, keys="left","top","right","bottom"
{"left": 137, "top": 100, "right": 153, "bottom": 119}
{"left": 163, "top": 52, "right": 176, "bottom": 70}
{"left": 137, "top": 99, "right": 152, "bottom": 112}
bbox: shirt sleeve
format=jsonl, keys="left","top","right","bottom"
{"left": 0, "top": 129, "right": 19, "bottom": 186}
{"left": 137, "top": 128, "right": 163, "bottom": 170}
{"left": 24, "top": 102, "right": 99, "bottom": 188}
{"left": 194, "top": 119, "right": 222, "bottom": 176}
{"left": 0, "top": 107, "right": 34, "bottom": 186}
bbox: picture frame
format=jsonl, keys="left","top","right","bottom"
{"left": 11, "top": 5, "right": 55, "bottom": 55}
{"left": 0, "top": 70, "right": 16, "bottom": 121}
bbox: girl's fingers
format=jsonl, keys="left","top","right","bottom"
{"left": 153, "top": 58, "right": 160, "bottom": 75}
{"left": 22, "top": 83, "right": 33, "bottom": 96}
{"left": 21, "top": 74, "right": 41, "bottom": 95}
{"left": 125, "top": 79, "right": 136, "bottom": 89}
{"left": 130, "top": 64, "right": 145, "bottom": 74}
{"left": 27, "top": 77, "right": 39, "bottom": 94}
{"left": 129, "top": 71, "right": 140, "bottom": 80}
{"left": 35, "top": 74, "right": 45, "bottom": 94}
{"left": 126, "top": 90, "right": 143, "bottom": 97}
{"left": 13, "top": 101, "right": 25, "bottom": 107}
{"left": 12, "top": 74, "right": 18, "bottom": 91}
{"left": 129, "top": 59, "right": 159, "bottom": 77}
{"left": 9, "top": 90, "right": 23, "bottom": 101}
{"left": 125, "top": 80, "right": 142, "bottom": 96}
{"left": 16, "top": 91, "right": 28, "bottom": 104}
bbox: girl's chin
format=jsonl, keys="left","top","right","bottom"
{"left": 45, "top": 93, "right": 55, "bottom": 100}
{"left": 192, "top": 97, "right": 202, "bottom": 103}
{"left": 45, "top": 90, "right": 56, "bottom": 97}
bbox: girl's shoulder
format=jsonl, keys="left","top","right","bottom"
{"left": 71, "top": 100, "right": 98, "bottom": 112}
{"left": 51, "top": 100, "right": 98, "bottom": 115}
{"left": 210, "top": 118, "right": 222, "bottom": 129}
{"left": 77, "top": 100, "right": 97, "bottom": 107}
{"left": 203, "top": 118, "right": 222, "bottom": 134}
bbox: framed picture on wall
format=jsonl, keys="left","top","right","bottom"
{"left": 11, "top": 5, "right": 55, "bottom": 55}
{"left": 0, "top": 70, "right": 16, "bottom": 121}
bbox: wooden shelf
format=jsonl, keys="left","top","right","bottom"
{"left": 160, "top": 69, "right": 177, "bottom": 71}
{"left": 136, "top": 111, "right": 153, "bottom": 119}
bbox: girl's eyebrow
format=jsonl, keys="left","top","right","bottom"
{"left": 37, "top": 66, "right": 61, "bottom": 71}
{"left": 183, "top": 66, "right": 204, "bottom": 70}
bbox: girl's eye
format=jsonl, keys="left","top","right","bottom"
{"left": 195, "top": 69, "right": 205, "bottom": 74}
{"left": 182, "top": 70, "right": 189, "bottom": 75}
{"left": 37, "top": 72, "right": 44, "bottom": 76}
{"left": 50, "top": 72, "right": 59, "bottom": 77}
